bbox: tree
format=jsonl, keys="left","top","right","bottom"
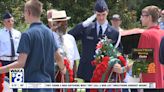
{"left": 0, "top": 0, "right": 27, "bottom": 32}
{"left": 0, "top": 0, "right": 163, "bottom": 31}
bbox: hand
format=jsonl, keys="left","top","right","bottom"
{"left": 113, "top": 63, "right": 122, "bottom": 74}
{"left": 82, "top": 14, "right": 96, "bottom": 27}
{"left": 126, "top": 63, "right": 133, "bottom": 72}
{"left": 60, "top": 66, "right": 66, "bottom": 74}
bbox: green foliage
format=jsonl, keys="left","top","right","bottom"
{"left": 0, "top": 0, "right": 27, "bottom": 32}
{"left": 132, "top": 60, "right": 150, "bottom": 77}
{"left": 94, "top": 36, "right": 121, "bottom": 64}
{"left": 0, "top": 0, "right": 163, "bottom": 31}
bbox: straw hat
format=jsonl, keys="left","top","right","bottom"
{"left": 48, "top": 10, "right": 71, "bottom": 22}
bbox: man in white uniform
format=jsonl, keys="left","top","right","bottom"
{"left": 0, "top": 12, "right": 21, "bottom": 77}
{"left": 0, "top": 12, "right": 21, "bottom": 92}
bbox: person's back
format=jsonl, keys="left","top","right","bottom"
{"left": 20, "top": 22, "right": 56, "bottom": 82}
{"left": 17, "top": 0, "right": 60, "bottom": 92}
{"left": 0, "top": 0, "right": 66, "bottom": 92}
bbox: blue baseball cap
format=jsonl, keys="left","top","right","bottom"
{"left": 3, "top": 12, "right": 13, "bottom": 20}
{"left": 94, "top": 0, "right": 109, "bottom": 12}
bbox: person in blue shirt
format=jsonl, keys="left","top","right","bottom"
{"left": 0, "top": 0, "right": 66, "bottom": 92}
{"left": 159, "top": 10, "right": 164, "bottom": 30}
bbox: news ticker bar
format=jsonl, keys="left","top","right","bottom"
{"left": 10, "top": 83, "right": 156, "bottom": 89}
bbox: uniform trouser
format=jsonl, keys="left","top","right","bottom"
{"left": 0, "top": 60, "right": 17, "bottom": 92}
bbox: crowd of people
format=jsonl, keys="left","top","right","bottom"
{"left": 0, "top": 0, "right": 163, "bottom": 92}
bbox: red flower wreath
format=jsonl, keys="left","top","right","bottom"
{"left": 56, "top": 58, "right": 74, "bottom": 92}
{"left": 64, "top": 58, "right": 74, "bottom": 82}
{"left": 91, "top": 56, "right": 127, "bottom": 81}
{"left": 0, "top": 62, "right": 5, "bottom": 92}
{"left": 91, "top": 56, "right": 127, "bottom": 92}
{"left": 90, "top": 36, "right": 127, "bottom": 92}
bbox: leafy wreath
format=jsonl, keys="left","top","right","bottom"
{"left": 90, "top": 36, "right": 127, "bottom": 92}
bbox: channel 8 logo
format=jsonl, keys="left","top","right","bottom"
{"left": 10, "top": 68, "right": 24, "bottom": 83}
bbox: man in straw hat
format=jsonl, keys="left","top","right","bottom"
{"left": 48, "top": 10, "right": 80, "bottom": 76}
{"left": 0, "top": 0, "right": 66, "bottom": 92}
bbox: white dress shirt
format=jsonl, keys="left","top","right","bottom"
{"left": 96, "top": 20, "right": 108, "bottom": 35}
{"left": 63, "top": 34, "right": 80, "bottom": 69}
{"left": 53, "top": 33, "right": 80, "bottom": 69}
{"left": 0, "top": 27, "right": 21, "bottom": 57}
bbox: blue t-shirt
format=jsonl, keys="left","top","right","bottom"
{"left": 17, "top": 22, "right": 58, "bottom": 92}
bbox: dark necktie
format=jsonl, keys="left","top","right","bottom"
{"left": 9, "top": 31, "right": 15, "bottom": 57}
{"left": 98, "top": 26, "right": 103, "bottom": 38}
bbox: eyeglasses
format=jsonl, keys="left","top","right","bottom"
{"left": 141, "top": 14, "right": 149, "bottom": 17}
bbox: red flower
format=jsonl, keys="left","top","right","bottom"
{"left": 118, "top": 56, "right": 126, "bottom": 66}
{"left": 91, "top": 60, "right": 98, "bottom": 66}
{"left": 102, "top": 56, "right": 110, "bottom": 62}
{"left": 68, "top": 70, "right": 73, "bottom": 76}
{"left": 64, "top": 59, "right": 74, "bottom": 81}
{"left": 96, "top": 42, "right": 103, "bottom": 49}
{"left": 0, "top": 62, "right": 5, "bottom": 92}
{"left": 56, "top": 58, "right": 74, "bottom": 92}
{"left": 117, "top": 56, "right": 127, "bottom": 80}
{"left": 64, "top": 58, "right": 70, "bottom": 67}
{"left": 90, "top": 89, "right": 97, "bottom": 92}
{"left": 91, "top": 60, "right": 109, "bottom": 83}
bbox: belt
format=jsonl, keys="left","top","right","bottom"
{"left": 0, "top": 56, "right": 18, "bottom": 61}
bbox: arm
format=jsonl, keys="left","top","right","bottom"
{"left": 0, "top": 53, "right": 27, "bottom": 74}
{"left": 82, "top": 14, "right": 96, "bottom": 27}
{"left": 54, "top": 49, "right": 66, "bottom": 74}
{"left": 0, "top": 32, "right": 29, "bottom": 74}
{"left": 109, "top": 28, "right": 123, "bottom": 52}
{"left": 68, "top": 23, "right": 84, "bottom": 40}
{"left": 73, "top": 60, "right": 77, "bottom": 78}
{"left": 68, "top": 14, "right": 96, "bottom": 40}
